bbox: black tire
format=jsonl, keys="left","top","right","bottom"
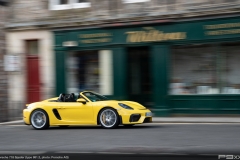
{"left": 98, "top": 108, "right": 119, "bottom": 129}
{"left": 30, "top": 109, "right": 49, "bottom": 130}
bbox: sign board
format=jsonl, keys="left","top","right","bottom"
{"left": 4, "top": 55, "right": 21, "bottom": 71}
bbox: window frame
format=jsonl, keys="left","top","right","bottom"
{"left": 49, "top": 0, "right": 91, "bottom": 10}
{"left": 122, "top": 0, "right": 150, "bottom": 4}
{"left": 169, "top": 42, "right": 240, "bottom": 95}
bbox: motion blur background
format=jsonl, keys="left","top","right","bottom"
{"left": 1, "top": 0, "right": 240, "bottom": 122}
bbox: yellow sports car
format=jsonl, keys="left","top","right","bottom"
{"left": 23, "top": 91, "right": 152, "bottom": 130}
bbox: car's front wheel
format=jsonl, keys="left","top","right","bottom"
{"left": 99, "top": 108, "right": 119, "bottom": 129}
{"left": 30, "top": 109, "right": 49, "bottom": 130}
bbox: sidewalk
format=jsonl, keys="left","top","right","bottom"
{"left": 1, "top": 117, "right": 240, "bottom": 125}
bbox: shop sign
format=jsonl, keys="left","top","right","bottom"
{"left": 79, "top": 32, "right": 112, "bottom": 44}
{"left": 55, "top": 17, "right": 240, "bottom": 48}
{"left": 4, "top": 55, "right": 21, "bottom": 71}
{"left": 125, "top": 27, "right": 187, "bottom": 43}
{"left": 204, "top": 22, "right": 240, "bottom": 36}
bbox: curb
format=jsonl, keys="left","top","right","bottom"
{"left": 0, "top": 120, "right": 24, "bottom": 125}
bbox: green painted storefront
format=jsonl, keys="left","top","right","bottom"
{"left": 54, "top": 16, "right": 240, "bottom": 116}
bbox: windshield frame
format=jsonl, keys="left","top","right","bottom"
{"left": 81, "top": 91, "right": 109, "bottom": 102}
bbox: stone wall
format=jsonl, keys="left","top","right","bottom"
{"left": 8, "top": 0, "right": 240, "bottom": 29}
{"left": 0, "top": 6, "right": 8, "bottom": 122}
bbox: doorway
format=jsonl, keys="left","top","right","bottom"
{"left": 26, "top": 40, "right": 41, "bottom": 104}
{"left": 127, "top": 46, "right": 152, "bottom": 107}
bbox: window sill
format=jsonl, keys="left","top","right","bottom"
{"left": 72, "top": 3, "right": 91, "bottom": 9}
{"left": 122, "top": 0, "right": 150, "bottom": 4}
{"left": 50, "top": 3, "right": 91, "bottom": 10}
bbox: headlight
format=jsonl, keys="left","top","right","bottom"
{"left": 118, "top": 103, "right": 133, "bottom": 110}
{"left": 145, "top": 112, "right": 152, "bottom": 117}
{"left": 27, "top": 104, "right": 34, "bottom": 109}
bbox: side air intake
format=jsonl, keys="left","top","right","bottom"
{"left": 52, "top": 109, "right": 61, "bottom": 120}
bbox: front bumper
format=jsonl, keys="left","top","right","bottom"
{"left": 119, "top": 109, "right": 152, "bottom": 124}
{"left": 23, "top": 109, "right": 31, "bottom": 125}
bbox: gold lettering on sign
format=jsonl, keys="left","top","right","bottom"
{"left": 79, "top": 32, "right": 112, "bottom": 44}
{"left": 205, "top": 29, "right": 240, "bottom": 36}
{"left": 204, "top": 23, "right": 240, "bottom": 30}
{"left": 126, "top": 28, "right": 186, "bottom": 43}
{"left": 80, "top": 33, "right": 112, "bottom": 38}
{"left": 81, "top": 38, "right": 111, "bottom": 44}
{"left": 204, "top": 22, "right": 240, "bottom": 36}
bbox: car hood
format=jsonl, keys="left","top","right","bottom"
{"left": 117, "top": 101, "right": 147, "bottom": 110}
{"left": 101, "top": 100, "right": 147, "bottom": 110}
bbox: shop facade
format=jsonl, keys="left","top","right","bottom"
{"left": 54, "top": 16, "right": 240, "bottom": 116}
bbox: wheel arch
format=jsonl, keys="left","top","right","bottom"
{"left": 29, "top": 108, "right": 50, "bottom": 125}
{"left": 97, "top": 106, "right": 120, "bottom": 125}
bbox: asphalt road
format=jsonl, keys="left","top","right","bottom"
{"left": 0, "top": 123, "right": 239, "bottom": 155}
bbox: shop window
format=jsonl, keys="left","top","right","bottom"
{"left": 67, "top": 51, "right": 99, "bottom": 93}
{"left": 66, "top": 50, "right": 113, "bottom": 95}
{"left": 49, "top": 0, "right": 90, "bottom": 10}
{"left": 220, "top": 42, "right": 240, "bottom": 94}
{"left": 170, "top": 43, "right": 240, "bottom": 95}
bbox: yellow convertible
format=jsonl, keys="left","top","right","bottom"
{"left": 23, "top": 91, "right": 152, "bottom": 130}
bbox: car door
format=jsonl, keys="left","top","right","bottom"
{"left": 56, "top": 101, "right": 94, "bottom": 124}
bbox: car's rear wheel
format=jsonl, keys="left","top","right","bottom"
{"left": 30, "top": 109, "right": 49, "bottom": 130}
{"left": 99, "top": 108, "right": 119, "bottom": 129}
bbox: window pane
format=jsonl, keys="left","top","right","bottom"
{"left": 220, "top": 42, "right": 240, "bottom": 94}
{"left": 60, "top": 0, "right": 68, "bottom": 4}
{"left": 26, "top": 40, "right": 38, "bottom": 55}
{"left": 170, "top": 44, "right": 218, "bottom": 95}
{"left": 78, "top": 0, "right": 87, "bottom": 3}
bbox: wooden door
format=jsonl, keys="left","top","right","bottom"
{"left": 26, "top": 40, "right": 40, "bottom": 104}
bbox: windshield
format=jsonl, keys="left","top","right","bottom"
{"left": 82, "top": 92, "right": 109, "bottom": 102}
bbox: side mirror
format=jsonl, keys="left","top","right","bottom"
{"left": 77, "top": 98, "right": 87, "bottom": 104}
